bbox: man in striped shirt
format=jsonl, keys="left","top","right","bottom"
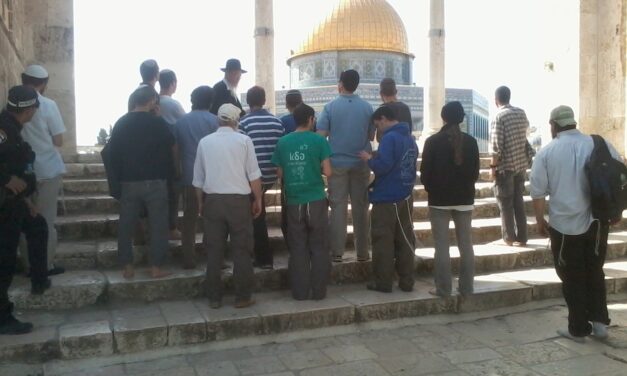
{"left": 240, "top": 86, "right": 285, "bottom": 269}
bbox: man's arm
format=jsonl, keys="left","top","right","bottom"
{"left": 195, "top": 188, "right": 204, "bottom": 217}
{"left": 316, "top": 105, "right": 330, "bottom": 138}
{"left": 250, "top": 178, "right": 263, "bottom": 218}
{"left": 321, "top": 158, "right": 332, "bottom": 177}
{"left": 52, "top": 134, "right": 63, "bottom": 148}
{"left": 533, "top": 198, "right": 549, "bottom": 238}
{"left": 529, "top": 152, "right": 549, "bottom": 237}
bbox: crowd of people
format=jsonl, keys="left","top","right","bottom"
{"left": 0, "top": 58, "right": 621, "bottom": 344}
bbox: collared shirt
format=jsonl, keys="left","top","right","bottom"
{"left": 175, "top": 110, "right": 219, "bottom": 185}
{"left": 192, "top": 127, "right": 262, "bottom": 195}
{"left": 530, "top": 129, "right": 622, "bottom": 235}
{"left": 240, "top": 109, "right": 285, "bottom": 186}
{"left": 490, "top": 104, "right": 529, "bottom": 173}
{"left": 21, "top": 93, "right": 66, "bottom": 180}
{"left": 316, "top": 93, "right": 374, "bottom": 167}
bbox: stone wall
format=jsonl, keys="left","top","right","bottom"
{"left": 580, "top": 0, "right": 627, "bottom": 155}
{"left": 0, "top": 1, "right": 31, "bottom": 106}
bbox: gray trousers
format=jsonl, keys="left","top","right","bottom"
{"left": 494, "top": 170, "right": 527, "bottom": 244}
{"left": 203, "top": 194, "right": 254, "bottom": 303}
{"left": 429, "top": 208, "right": 474, "bottom": 295}
{"left": 20, "top": 175, "right": 62, "bottom": 270}
{"left": 118, "top": 180, "right": 169, "bottom": 267}
{"left": 328, "top": 164, "right": 370, "bottom": 258}
{"left": 371, "top": 197, "right": 416, "bottom": 290}
{"left": 286, "top": 199, "right": 331, "bottom": 300}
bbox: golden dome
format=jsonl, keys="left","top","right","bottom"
{"left": 291, "top": 0, "right": 410, "bottom": 59}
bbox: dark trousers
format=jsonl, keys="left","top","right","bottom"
{"left": 550, "top": 222, "right": 610, "bottom": 337}
{"left": 286, "top": 199, "right": 331, "bottom": 300}
{"left": 181, "top": 186, "right": 199, "bottom": 267}
{"left": 168, "top": 180, "right": 180, "bottom": 231}
{"left": 203, "top": 194, "right": 254, "bottom": 303}
{"left": 494, "top": 170, "right": 527, "bottom": 244}
{"left": 118, "top": 180, "right": 169, "bottom": 267}
{"left": 253, "top": 186, "right": 272, "bottom": 266}
{"left": 371, "top": 197, "right": 415, "bottom": 291}
{"left": 0, "top": 201, "right": 48, "bottom": 319}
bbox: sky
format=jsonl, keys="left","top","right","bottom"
{"left": 74, "top": 0, "right": 579, "bottom": 145}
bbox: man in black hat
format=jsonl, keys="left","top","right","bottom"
{"left": 0, "top": 85, "right": 52, "bottom": 335}
{"left": 210, "top": 58, "right": 247, "bottom": 117}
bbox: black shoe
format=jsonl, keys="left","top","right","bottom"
{"left": 31, "top": 278, "right": 51, "bottom": 295}
{"left": 366, "top": 282, "right": 392, "bottom": 293}
{"left": 399, "top": 284, "right": 414, "bottom": 292}
{"left": 0, "top": 315, "right": 33, "bottom": 335}
{"left": 48, "top": 265, "right": 65, "bottom": 276}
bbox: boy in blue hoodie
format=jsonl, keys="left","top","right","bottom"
{"left": 359, "top": 105, "right": 418, "bottom": 292}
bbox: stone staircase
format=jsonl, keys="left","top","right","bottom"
{"left": 2, "top": 153, "right": 627, "bottom": 364}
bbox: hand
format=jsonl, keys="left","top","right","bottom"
{"left": 5, "top": 176, "right": 27, "bottom": 194}
{"left": 252, "top": 198, "right": 262, "bottom": 219}
{"left": 24, "top": 198, "right": 38, "bottom": 218}
{"left": 536, "top": 217, "right": 550, "bottom": 238}
{"left": 358, "top": 151, "right": 372, "bottom": 161}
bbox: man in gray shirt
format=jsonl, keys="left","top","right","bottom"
{"left": 530, "top": 105, "right": 622, "bottom": 343}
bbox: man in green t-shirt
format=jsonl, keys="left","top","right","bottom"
{"left": 271, "top": 104, "right": 332, "bottom": 300}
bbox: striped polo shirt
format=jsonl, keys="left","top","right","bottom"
{"left": 240, "top": 109, "right": 285, "bottom": 186}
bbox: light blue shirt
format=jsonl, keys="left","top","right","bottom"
{"left": 316, "top": 93, "right": 374, "bottom": 167}
{"left": 175, "top": 110, "right": 219, "bottom": 185}
{"left": 530, "top": 129, "right": 621, "bottom": 235}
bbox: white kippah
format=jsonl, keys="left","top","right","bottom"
{"left": 24, "top": 65, "right": 49, "bottom": 79}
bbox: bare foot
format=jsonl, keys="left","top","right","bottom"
{"left": 169, "top": 229, "right": 182, "bottom": 241}
{"left": 150, "top": 267, "right": 172, "bottom": 279}
{"left": 123, "top": 265, "right": 135, "bottom": 279}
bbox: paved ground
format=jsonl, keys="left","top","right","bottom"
{"left": 5, "top": 295, "right": 627, "bottom": 376}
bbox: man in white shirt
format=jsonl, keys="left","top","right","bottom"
{"left": 193, "top": 103, "right": 262, "bottom": 309}
{"left": 530, "top": 105, "right": 622, "bottom": 343}
{"left": 20, "top": 65, "right": 66, "bottom": 276}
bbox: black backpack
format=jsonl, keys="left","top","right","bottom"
{"left": 585, "top": 135, "right": 627, "bottom": 223}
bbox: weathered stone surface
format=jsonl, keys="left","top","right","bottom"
{"left": 193, "top": 360, "right": 239, "bottom": 376}
{"left": 159, "top": 301, "right": 207, "bottom": 346}
{"left": 278, "top": 349, "right": 334, "bottom": 371}
{"left": 125, "top": 355, "right": 190, "bottom": 375}
{"left": 234, "top": 355, "right": 287, "bottom": 375}
{"left": 531, "top": 354, "right": 627, "bottom": 376}
{"left": 112, "top": 306, "right": 167, "bottom": 353}
{"left": 463, "top": 359, "right": 540, "bottom": 376}
{"left": 300, "top": 360, "right": 390, "bottom": 376}
{"left": 105, "top": 268, "right": 205, "bottom": 302}
{"left": 254, "top": 292, "right": 354, "bottom": 333}
{"left": 497, "top": 269, "right": 563, "bottom": 300}
{"left": 496, "top": 342, "right": 578, "bottom": 366}
{"left": 59, "top": 320, "right": 112, "bottom": 359}
{"left": 0, "top": 326, "right": 58, "bottom": 362}
{"left": 9, "top": 271, "right": 106, "bottom": 310}
{"left": 342, "top": 282, "right": 456, "bottom": 322}
{"left": 376, "top": 352, "right": 457, "bottom": 375}
{"left": 321, "top": 344, "right": 377, "bottom": 363}
{"left": 457, "top": 275, "right": 532, "bottom": 313}
{"left": 441, "top": 348, "right": 502, "bottom": 364}
{"left": 54, "top": 241, "right": 98, "bottom": 270}
{"left": 195, "top": 299, "right": 264, "bottom": 340}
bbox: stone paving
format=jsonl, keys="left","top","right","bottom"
{"left": 3, "top": 296, "right": 626, "bottom": 376}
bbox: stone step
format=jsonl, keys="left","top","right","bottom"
{"left": 62, "top": 153, "right": 103, "bottom": 164}
{"left": 57, "top": 193, "right": 537, "bottom": 225}
{"left": 15, "top": 232, "right": 627, "bottom": 311}
{"left": 55, "top": 209, "right": 536, "bottom": 242}
{"left": 58, "top": 157, "right": 496, "bottom": 179}
{"left": 3, "top": 259, "right": 627, "bottom": 362}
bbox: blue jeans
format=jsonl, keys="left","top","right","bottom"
{"left": 118, "top": 180, "right": 169, "bottom": 267}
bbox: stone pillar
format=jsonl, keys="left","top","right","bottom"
{"left": 579, "top": 0, "right": 626, "bottom": 155}
{"left": 255, "top": 0, "right": 275, "bottom": 114}
{"left": 424, "top": 0, "right": 445, "bottom": 138}
{"left": 24, "top": 0, "right": 76, "bottom": 156}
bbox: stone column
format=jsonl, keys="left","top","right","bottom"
{"left": 424, "top": 0, "right": 445, "bottom": 138}
{"left": 25, "top": 0, "right": 76, "bottom": 156}
{"left": 579, "top": 0, "right": 626, "bottom": 155}
{"left": 255, "top": 0, "right": 275, "bottom": 114}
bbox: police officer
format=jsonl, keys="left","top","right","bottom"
{"left": 0, "top": 85, "right": 51, "bottom": 335}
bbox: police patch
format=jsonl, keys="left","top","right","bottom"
{"left": 0, "top": 130, "right": 6, "bottom": 144}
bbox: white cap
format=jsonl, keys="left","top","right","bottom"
{"left": 23, "top": 64, "right": 48, "bottom": 79}
{"left": 218, "top": 103, "right": 241, "bottom": 123}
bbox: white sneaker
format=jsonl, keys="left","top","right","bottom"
{"left": 557, "top": 329, "right": 585, "bottom": 343}
{"left": 592, "top": 322, "right": 609, "bottom": 339}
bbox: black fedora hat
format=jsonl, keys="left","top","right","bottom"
{"left": 221, "top": 58, "right": 247, "bottom": 73}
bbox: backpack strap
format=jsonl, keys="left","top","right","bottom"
{"left": 591, "top": 134, "right": 612, "bottom": 160}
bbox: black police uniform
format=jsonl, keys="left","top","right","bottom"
{"left": 0, "top": 109, "right": 49, "bottom": 324}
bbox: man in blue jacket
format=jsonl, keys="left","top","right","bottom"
{"left": 359, "top": 105, "right": 418, "bottom": 292}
